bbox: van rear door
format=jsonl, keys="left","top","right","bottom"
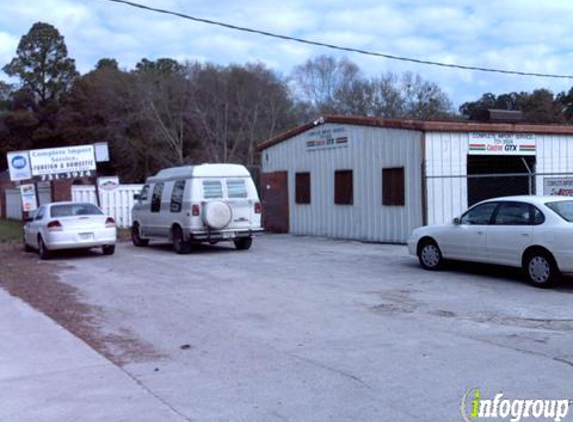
{"left": 225, "top": 178, "right": 254, "bottom": 230}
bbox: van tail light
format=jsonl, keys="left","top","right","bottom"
{"left": 47, "top": 220, "right": 63, "bottom": 231}
{"left": 192, "top": 204, "right": 201, "bottom": 216}
{"left": 254, "top": 202, "right": 262, "bottom": 214}
{"left": 105, "top": 217, "right": 115, "bottom": 228}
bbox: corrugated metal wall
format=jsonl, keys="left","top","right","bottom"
{"left": 425, "top": 131, "right": 573, "bottom": 225}
{"left": 5, "top": 186, "right": 52, "bottom": 220}
{"left": 262, "top": 123, "right": 423, "bottom": 243}
{"left": 536, "top": 134, "right": 573, "bottom": 192}
{"left": 425, "top": 132, "right": 468, "bottom": 225}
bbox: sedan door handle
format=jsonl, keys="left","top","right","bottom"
{"left": 521, "top": 233, "right": 529, "bottom": 237}
{"left": 477, "top": 231, "right": 484, "bottom": 235}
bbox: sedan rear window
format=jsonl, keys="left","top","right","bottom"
{"left": 546, "top": 200, "right": 573, "bottom": 222}
{"left": 50, "top": 204, "right": 103, "bottom": 217}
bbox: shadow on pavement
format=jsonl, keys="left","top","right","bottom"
{"left": 404, "top": 258, "right": 573, "bottom": 291}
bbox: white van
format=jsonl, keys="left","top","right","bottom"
{"left": 131, "top": 164, "right": 263, "bottom": 253}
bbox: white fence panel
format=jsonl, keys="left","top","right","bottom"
{"left": 72, "top": 184, "right": 143, "bottom": 228}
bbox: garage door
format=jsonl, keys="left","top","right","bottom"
{"left": 5, "top": 186, "right": 52, "bottom": 220}
{"left": 260, "top": 172, "right": 289, "bottom": 233}
{"left": 467, "top": 155, "right": 534, "bottom": 206}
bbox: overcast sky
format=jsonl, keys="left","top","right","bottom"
{"left": 1, "top": 0, "right": 573, "bottom": 109}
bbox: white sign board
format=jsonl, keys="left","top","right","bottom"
{"left": 468, "top": 132, "right": 536, "bottom": 155}
{"left": 94, "top": 142, "right": 110, "bottom": 162}
{"left": 7, "top": 151, "right": 32, "bottom": 181}
{"left": 306, "top": 126, "right": 349, "bottom": 151}
{"left": 30, "top": 145, "right": 96, "bottom": 177}
{"left": 97, "top": 176, "right": 119, "bottom": 191}
{"left": 20, "top": 184, "right": 38, "bottom": 212}
{"left": 543, "top": 178, "right": 573, "bottom": 196}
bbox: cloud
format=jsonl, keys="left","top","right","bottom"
{"left": 0, "top": 0, "right": 572, "bottom": 108}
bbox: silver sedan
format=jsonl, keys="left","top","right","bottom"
{"left": 23, "top": 202, "right": 117, "bottom": 259}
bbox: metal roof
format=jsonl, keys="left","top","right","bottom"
{"left": 258, "top": 115, "right": 573, "bottom": 151}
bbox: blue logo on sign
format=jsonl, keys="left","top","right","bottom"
{"left": 11, "top": 155, "right": 27, "bottom": 170}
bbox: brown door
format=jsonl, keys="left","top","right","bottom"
{"left": 261, "top": 171, "right": 289, "bottom": 233}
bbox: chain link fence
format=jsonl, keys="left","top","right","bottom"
{"left": 424, "top": 172, "right": 573, "bottom": 225}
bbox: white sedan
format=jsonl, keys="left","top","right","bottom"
{"left": 408, "top": 196, "right": 573, "bottom": 287}
{"left": 23, "top": 202, "right": 117, "bottom": 259}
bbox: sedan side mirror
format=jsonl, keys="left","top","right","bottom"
{"left": 133, "top": 193, "right": 140, "bottom": 201}
{"left": 452, "top": 217, "right": 461, "bottom": 225}
{"left": 23, "top": 216, "right": 33, "bottom": 223}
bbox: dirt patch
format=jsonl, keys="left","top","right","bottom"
{"left": 368, "top": 289, "right": 422, "bottom": 315}
{"left": 473, "top": 312, "right": 573, "bottom": 331}
{"left": 0, "top": 243, "right": 163, "bottom": 366}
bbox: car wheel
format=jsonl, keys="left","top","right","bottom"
{"left": 38, "top": 237, "right": 51, "bottom": 260}
{"left": 418, "top": 240, "right": 444, "bottom": 270}
{"left": 234, "top": 237, "right": 252, "bottom": 251}
{"left": 172, "top": 226, "right": 191, "bottom": 254}
{"left": 131, "top": 223, "right": 149, "bottom": 247}
{"left": 102, "top": 245, "right": 115, "bottom": 255}
{"left": 524, "top": 250, "right": 560, "bottom": 288}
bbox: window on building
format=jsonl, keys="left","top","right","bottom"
{"left": 295, "top": 172, "right": 311, "bottom": 204}
{"left": 151, "top": 183, "right": 164, "bottom": 213}
{"left": 335, "top": 170, "right": 353, "bottom": 205}
{"left": 170, "top": 180, "right": 186, "bottom": 213}
{"left": 382, "top": 167, "right": 405, "bottom": 206}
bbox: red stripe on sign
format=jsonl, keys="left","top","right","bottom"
{"left": 469, "top": 144, "right": 486, "bottom": 147}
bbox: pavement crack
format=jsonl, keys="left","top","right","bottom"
{"left": 553, "top": 357, "right": 573, "bottom": 368}
{"left": 289, "top": 354, "right": 373, "bottom": 390}
{"left": 465, "top": 335, "right": 573, "bottom": 371}
{"left": 117, "top": 366, "right": 196, "bottom": 422}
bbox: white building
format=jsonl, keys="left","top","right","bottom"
{"left": 259, "top": 115, "right": 573, "bottom": 243}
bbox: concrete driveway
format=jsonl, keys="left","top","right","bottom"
{"left": 32, "top": 235, "right": 573, "bottom": 421}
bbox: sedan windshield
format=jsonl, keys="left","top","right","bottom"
{"left": 50, "top": 204, "right": 103, "bottom": 218}
{"left": 545, "top": 200, "right": 573, "bottom": 222}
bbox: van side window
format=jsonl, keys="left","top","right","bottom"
{"left": 203, "top": 180, "right": 222, "bottom": 199}
{"left": 227, "top": 179, "right": 248, "bottom": 198}
{"left": 151, "top": 183, "right": 164, "bottom": 213}
{"left": 170, "top": 180, "right": 185, "bottom": 213}
{"left": 140, "top": 184, "right": 150, "bottom": 201}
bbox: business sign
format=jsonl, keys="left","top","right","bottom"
{"left": 97, "top": 176, "right": 119, "bottom": 191}
{"left": 7, "top": 151, "right": 32, "bottom": 181}
{"left": 94, "top": 142, "right": 110, "bottom": 162}
{"left": 20, "top": 184, "right": 38, "bottom": 212}
{"left": 543, "top": 178, "right": 573, "bottom": 196}
{"left": 468, "top": 133, "right": 536, "bottom": 155}
{"left": 29, "top": 145, "right": 96, "bottom": 180}
{"left": 306, "top": 126, "right": 349, "bottom": 151}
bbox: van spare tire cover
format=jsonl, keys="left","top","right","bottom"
{"left": 203, "top": 201, "right": 233, "bottom": 229}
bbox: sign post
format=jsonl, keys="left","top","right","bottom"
{"left": 20, "top": 184, "right": 38, "bottom": 213}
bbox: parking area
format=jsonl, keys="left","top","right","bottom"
{"left": 5, "top": 234, "right": 573, "bottom": 421}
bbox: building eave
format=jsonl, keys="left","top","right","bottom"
{"left": 258, "top": 115, "right": 573, "bottom": 151}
